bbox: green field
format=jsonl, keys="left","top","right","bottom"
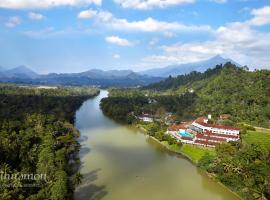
{"left": 180, "top": 144, "right": 215, "bottom": 163}
{"left": 243, "top": 130, "right": 270, "bottom": 149}
{"left": 161, "top": 141, "right": 182, "bottom": 153}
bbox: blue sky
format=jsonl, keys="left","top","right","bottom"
{"left": 0, "top": 0, "right": 270, "bottom": 74}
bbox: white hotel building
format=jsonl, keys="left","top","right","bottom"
{"left": 190, "top": 117, "right": 240, "bottom": 142}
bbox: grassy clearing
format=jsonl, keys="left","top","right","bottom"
{"left": 180, "top": 144, "right": 216, "bottom": 164}
{"left": 254, "top": 127, "right": 270, "bottom": 134}
{"left": 161, "top": 141, "right": 214, "bottom": 164}
{"left": 243, "top": 130, "right": 270, "bottom": 149}
{"left": 161, "top": 141, "right": 182, "bottom": 153}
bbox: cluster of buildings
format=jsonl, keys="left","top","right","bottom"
{"left": 137, "top": 111, "right": 241, "bottom": 148}
{"left": 167, "top": 116, "right": 240, "bottom": 147}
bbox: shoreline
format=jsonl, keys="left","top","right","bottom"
{"left": 136, "top": 125, "right": 200, "bottom": 164}
{"left": 70, "top": 91, "right": 101, "bottom": 193}
{"left": 135, "top": 125, "right": 243, "bottom": 200}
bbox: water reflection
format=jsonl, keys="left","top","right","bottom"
{"left": 75, "top": 169, "right": 108, "bottom": 200}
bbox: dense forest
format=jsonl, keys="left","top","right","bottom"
{"left": 0, "top": 84, "right": 99, "bottom": 200}
{"left": 143, "top": 64, "right": 224, "bottom": 91}
{"left": 198, "top": 142, "right": 270, "bottom": 200}
{"left": 101, "top": 92, "right": 197, "bottom": 124}
{"left": 102, "top": 63, "right": 270, "bottom": 128}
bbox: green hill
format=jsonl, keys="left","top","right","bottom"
{"left": 142, "top": 63, "right": 270, "bottom": 127}
{"left": 194, "top": 64, "right": 270, "bottom": 127}
{"left": 105, "top": 63, "right": 270, "bottom": 128}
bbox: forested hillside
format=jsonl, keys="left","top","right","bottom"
{"left": 0, "top": 85, "right": 99, "bottom": 200}
{"left": 105, "top": 63, "right": 270, "bottom": 128}
{"left": 101, "top": 92, "right": 197, "bottom": 123}
{"left": 144, "top": 64, "right": 223, "bottom": 91}
{"left": 195, "top": 64, "right": 270, "bottom": 127}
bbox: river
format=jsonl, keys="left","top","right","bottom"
{"left": 74, "top": 90, "right": 240, "bottom": 200}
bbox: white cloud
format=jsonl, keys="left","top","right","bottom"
{"left": 210, "top": 0, "right": 227, "bottom": 3}
{"left": 113, "top": 54, "right": 121, "bottom": 59}
{"left": 114, "top": 0, "right": 194, "bottom": 10}
{"left": 86, "top": 10, "right": 213, "bottom": 33}
{"left": 5, "top": 16, "right": 21, "bottom": 28}
{"left": 134, "top": 6, "right": 270, "bottom": 70}
{"left": 28, "top": 12, "right": 45, "bottom": 20}
{"left": 110, "top": 16, "right": 212, "bottom": 32}
{"left": 0, "top": 0, "right": 102, "bottom": 9}
{"left": 105, "top": 36, "right": 133, "bottom": 46}
{"left": 78, "top": 9, "right": 97, "bottom": 19}
{"left": 248, "top": 6, "right": 270, "bottom": 26}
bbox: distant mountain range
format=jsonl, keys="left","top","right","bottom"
{"left": 0, "top": 66, "right": 163, "bottom": 87}
{"left": 140, "top": 55, "right": 240, "bottom": 77}
{"left": 0, "top": 55, "right": 240, "bottom": 87}
{"left": 0, "top": 65, "right": 39, "bottom": 79}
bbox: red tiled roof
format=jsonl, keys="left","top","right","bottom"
{"left": 199, "top": 130, "right": 239, "bottom": 138}
{"left": 194, "top": 140, "right": 216, "bottom": 146}
{"left": 181, "top": 136, "right": 193, "bottom": 141}
{"left": 168, "top": 124, "right": 187, "bottom": 131}
{"left": 196, "top": 134, "right": 226, "bottom": 142}
{"left": 210, "top": 133, "right": 239, "bottom": 139}
{"left": 194, "top": 117, "right": 240, "bottom": 131}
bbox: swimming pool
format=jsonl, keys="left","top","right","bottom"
{"left": 179, "top": 132, "right": 193, "bottom": 137}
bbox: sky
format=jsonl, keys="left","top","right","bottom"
{"left": 0, "top": 0, "right": 270, "bottom": 74}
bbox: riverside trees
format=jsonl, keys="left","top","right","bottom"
{"left": 198, "top": 142, "right": 270, "bottom": 200}
{"left": 0, "top": 85, "right": 99, "bottom": 199}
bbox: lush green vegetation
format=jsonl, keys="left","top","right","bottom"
{"left": 198, "top": 142, "right": 270, "bottom": 200}
{"left": 104, "top": 63, "right": 270, "bottom": 128}
{"left": 181, "top": 145, "right": 215, "bottom": 163}
{"left": 144, "top": 64, "right": 223, "bottom": 91}
{"left": 0, "top": 84, "right": 99, "bottom": 200}
{"left": 243, "top": 130, "right": 270, "bottom": 150}
{"left": 101, "top": 92, "right": 197, "bottom": 124}
{"left": 136, "top": 122, "right": 182, "bottom": 149}
{"left": 195, "top": 65, "right": 270, "bottom": 128}
{"left": 100, "top": 96, "right": 148, "bottom": 123}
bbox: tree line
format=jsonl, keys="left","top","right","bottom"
{"left": 0, "top": 84, "right": 99, "bottom": 200}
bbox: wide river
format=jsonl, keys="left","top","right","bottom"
{"left": 74, "top": 90, "right": 240, "bottom": 200}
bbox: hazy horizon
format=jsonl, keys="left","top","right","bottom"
{"left": 1, "top": 0, "right": 270, "bottom": 73}
{"left": 0, "top": 54, "right": 231, "bottom": 74}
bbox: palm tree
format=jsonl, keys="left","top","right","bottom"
{"left": 0, "top": 163, "right": 10, "bottom": 173}
{"left": 74, "top": 172, "right": 83, "bottom": 186}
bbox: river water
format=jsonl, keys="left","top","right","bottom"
{"left": 74, "top": 90, "right": 240, "bottom": 200}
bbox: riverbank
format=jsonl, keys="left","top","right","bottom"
{"left": 135, "top": 124, "right": 214, "bottom": 164}
{"left": 135, "top": 124, "right": 243, "bottom": 200}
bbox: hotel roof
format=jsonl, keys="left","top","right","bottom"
{"left": 168, "top": 124, "right": 188, "bottom": 131}
{"left": 195, "top": 117, "right": 240, "bottom": 131}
